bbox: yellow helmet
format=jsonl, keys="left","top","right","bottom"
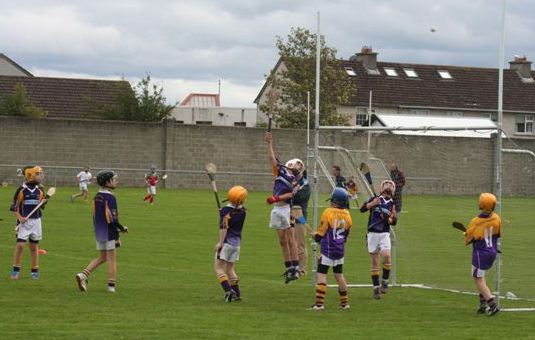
{"left": 228, "top": 186, "right": 248, "bottom": 205}
{"left": 479, "top": 193, "right": 497, "bottom": 213}
{"left": 23, "top": 165, "right": 43, "bottom": 182}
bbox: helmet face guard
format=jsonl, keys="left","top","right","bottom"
{"left": 23, "top": 166, "right": 43, "bottom": 183}
{"left": 380, "top": 180, "right": 396, "bottom": 196}
{"left": 285, "top": 158, "right": 305, "bottom": 177}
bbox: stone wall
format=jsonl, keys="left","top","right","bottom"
{"left": 1, "top": 116, "right": 533, "bottom": 196}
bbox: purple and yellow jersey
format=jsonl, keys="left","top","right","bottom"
{"left": 465, "top": 212, "right": 501, "bottom": 255}
{"left": 360, "top": 195, "right": 397, "bottom": 233}
{"left": 219, "top": 204, "right": 246, "bottom": 247}
{"left": 92, "top": 190, "right": 120, "bottom": 242}
{"left": 10, "top": 183, "right": 45, "bottom": 219}
{"left": 316, "top": 207, "right": 352, "bottom": 260}
{"left": 271, "top": 163, "right": 295, "bottom": 204}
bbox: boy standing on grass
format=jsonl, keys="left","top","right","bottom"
{"left": 360, "top": 180, "right": 397, "bottom": 299}
{"left": 265, "top": 132, "right": 301, "bottom": 284}
{"left": 76, "top": 170, "right": 128, "bottom": 293}
{"left": 463, "top": 193, "right": 501, "bottom": 316}
{"left": 214, "top": 186, "right": 248, "bottom": 302}
{"left": 309, "top": 188, "right": 352, "bottom": 311}
{"left": 10, "top": 166, "right": 49, "bottom": 280}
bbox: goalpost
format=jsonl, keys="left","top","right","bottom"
{"left": 309, "top": 124, "right": 535, "bottom": 312}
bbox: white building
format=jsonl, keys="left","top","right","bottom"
{"left": 171, "top": 93, "right": 258, "bottom": 127}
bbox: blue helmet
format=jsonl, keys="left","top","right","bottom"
{"left": 330, "top": 187, "right": 349, "bottom": 208}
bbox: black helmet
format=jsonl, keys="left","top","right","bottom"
{"left": 96, "top": 170, "right": 117, "bottom": 186}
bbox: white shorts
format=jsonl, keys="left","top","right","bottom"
{"left": 471, "top": 265, "right": 487, "bottom": 278}
{"left": 96, "top": 240, "right": 116, "bottom": 251}
{"left": 320, "top": 255, "right": 344, "bottom": 267}
{"left": 79, "top": 182, "right": 88, "bottom": 191}
{"left": 147, "top": 185, "right": 156, "bottom": 195}
{"left": 367, "top": 232, "right": 391, "bottom": 254}
{"left": 216, "top": 243, "right": 240, "bottom": 263}
{"left": 16, "top": 218, "right": 42, "bottom": 242}
{"left": 269, "top": 204, "right": 291, "bottom": 230}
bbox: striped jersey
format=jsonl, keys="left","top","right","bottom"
{"left": 10, "top": 183, "right": 45, "bottom": 219}
{"left": 93, "top": 190, "right": 120, "bottom": 241}
{"left": 219, "top": 204, "right": 246, "bottom": 247}
{"left": 316, "top": 207, "right": 352, "bottom": 260}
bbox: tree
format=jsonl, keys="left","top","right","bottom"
{"left": 260, "top": 27, "right": 355, "bottom": 129}
{"left": 101, "top": 75, "right": 175, "bottom": 121}
{"left": 0, "top": 83, "right": 47, "bottom": 118}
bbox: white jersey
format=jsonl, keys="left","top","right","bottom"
{"left": 77, "top": 171, "right": 92, "bottom": 184}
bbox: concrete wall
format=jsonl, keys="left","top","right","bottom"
{"left": 1, "top": 116, "right": 533, "bottom": 196}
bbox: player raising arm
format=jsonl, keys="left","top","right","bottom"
{"left": 265, "top": 132, "right": 301, "bottom": 283}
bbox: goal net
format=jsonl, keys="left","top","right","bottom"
{"left": 311, "top": 125, "right": 535, "bottom": 310}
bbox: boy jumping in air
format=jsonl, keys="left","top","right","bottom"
{"left": 463, "top": 193, "right": 501, "bottom": 316}
{"left": 143, "top": 166, "right": 159, "bottom": 205}
{"left": 214, "top": 186, "right": 248, "bottom": 302}
{"left": 76, "top": 170, "right": 128, "bottom": 293}
{"left": 265, "top": 132, "right": 301, "bottom": 283}
{"left": 310, "top": 188, "right": 353, "bottom": 310}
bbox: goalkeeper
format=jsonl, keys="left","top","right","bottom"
{"left": 463, "top": 193, "right": 501, "bottom": 316}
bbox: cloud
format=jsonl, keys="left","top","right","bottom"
{"left": 4, "top": 0, "right": 535, "bottom": 106}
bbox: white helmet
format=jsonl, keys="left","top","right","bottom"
{"left": 285, "top": 158, "right": 305, "bottom": 175}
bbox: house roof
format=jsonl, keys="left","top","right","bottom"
{"left": 256, "top": 56, "right": 535, "bottom": 113}
{"left": 0, "top": 75, "right": 132, "bottom": 119}
{"left": 0, "top": 53, "right": 33, "bottom": 77}
{"left": 180, "top": 93, "right": 221, "bottom": 107}
{"left": 372, "top": 113, "right": 500, "bottom": 138}
{"left": 342, "top": 59, "right": 535, "bottom": 112}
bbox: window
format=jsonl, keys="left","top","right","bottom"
{"left": 344, "top": 67, "right": 356, "bottom": 76}
{"left": 438, "top": 70, "right": 452, "bottom": 79}
{"left": 446, "top": 111, "right": 463, "bottom": 117}
{"left": 176, "top": 120, "right": 184, "bottom": 124}
{"left": 515, "top": 114, "right": 534, "bottom": 134}
{"left": 403, "top": 68, "right": 418, "bottom": 78}
{"left": 409, "top": 109, "right": 430, "bottom": 115}
{"left": 384, "top": 67, "right": 398, "bottom": 77}
{"left": 234, "top": 122, "right": 246, "bottom": 127}
{"left": 356, "top": 113, "right": 368, "bottom": 126}
{"left": 196, "top": 121, "right": 212, "bottom": 125}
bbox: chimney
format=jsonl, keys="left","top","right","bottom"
{"left": 350, "top": 46, "right": 378, "bottom": 71}
{"left": 509, "top": 55, "right": 532, "bottom": 79}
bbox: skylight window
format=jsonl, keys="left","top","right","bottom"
{"left": 403, "top": 68, "right": 418, "bottom": 78}
{"left": 438, "top": 70, "right": 452, "bottom": 79}
{"left": 384, "top": 67, "right": 398, "bottom": 76}
{"left": 345, "top": 67, "right": 356, "bottom": 76}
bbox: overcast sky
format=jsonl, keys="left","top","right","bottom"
{"left": 1, "top": 0, "right": 533, "bottom": 107}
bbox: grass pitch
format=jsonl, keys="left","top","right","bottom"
{"left": 0, "top": 186, "right": 534, "bottom": 339}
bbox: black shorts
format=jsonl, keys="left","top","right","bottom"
{"left": 317, "top": 260, "right": 343, "bottom": 274}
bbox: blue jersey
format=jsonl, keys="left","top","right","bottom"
{"left": 10, "top": 183, "right": 45, "bottom": 219}
{"left": 219, "top": 204, "right": 246, "bottom": 247}
{"left": 271, "top": 163, "right": 295, "bottom": 204}
{"left": 360, "top": 195, "right": 397, "bottom": 233}
{"left": 93, "top": 190, "right": 120, "bottom": 242}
